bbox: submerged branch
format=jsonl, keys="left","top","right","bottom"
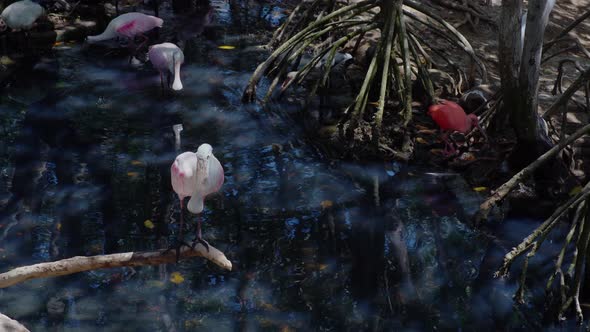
{"left": 495, "top": 181, "right": 590, "bottom": 278}
{"left": 561, "top": 199, "right": 590, "bottom": 322}
{"left": 0, "top": 245, "right": 232, "bottom": 288}
{"left": 545, "top": 201, "right": 584, "bottom": 294}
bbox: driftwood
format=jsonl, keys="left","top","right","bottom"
{"left": 0, "top": 244, "right": 232, "bottom": 288}
{"left": 0, "top": 313, "right": 30, "bottom": 332}
{"left": 475, "top": 123, "right": 590, "bottom": 223}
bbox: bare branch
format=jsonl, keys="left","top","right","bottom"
{"left": 0, "top": 245, "right": 232, "bottom": 288}
{"left": 542, "top": 65, "right": 590, "bottom": 118}
{"left": 544, "top": 9, "right": 590, "bottom": 53}
{"left": 476, "top": 123, "right": 590, "bottom": 223}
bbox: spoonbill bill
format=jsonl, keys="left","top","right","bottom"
{"left": 148, "top": 42, "right": 184, "bottom": 91}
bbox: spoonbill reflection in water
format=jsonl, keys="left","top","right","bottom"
{"left": 170, "top": 144, "right": 224, "bottom": 257}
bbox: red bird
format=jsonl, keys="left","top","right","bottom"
{"left": 427, "top": 99, "right": 487, "bottom": 155}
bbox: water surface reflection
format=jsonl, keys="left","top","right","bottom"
{"left": 0, "top": 1, "right": 558, "bottom": 330}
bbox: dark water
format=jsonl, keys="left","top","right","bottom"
{"left": 0, "top": 1, "right": 573, "bottom": 331}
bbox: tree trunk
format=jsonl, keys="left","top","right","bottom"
{"left": 497, "top": 0, "right": 523, "bottom": 130}
{"left": 514, "top": 0, "right": 555, "bottom": 143}
{"left": 497, "top": 0, "right": 556, "bottom": 168}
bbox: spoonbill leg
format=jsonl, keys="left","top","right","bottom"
{"left": 136, "top": 33, "right": 149, "bottom": 53}
{"left": 191, "top": 214, "right": 210, "bottom": 251}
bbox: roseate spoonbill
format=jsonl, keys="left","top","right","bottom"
{"left": 170, "top": 144, "right": 224, "bottom": 257}
{"left": 86, "top": 12, "right": 163, "bottom": 55}
{"left": 427, "top": 99, "right": 488, "bottom": 156}
{"left": 148, "top": 42, "right": 184, "bottom": 91}
{"left": 0, "top": 0, "right": 44, "bottom": 31}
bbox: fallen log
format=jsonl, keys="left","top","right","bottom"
{"left": 0, "top": 244, "right": 232, "bottom": 288}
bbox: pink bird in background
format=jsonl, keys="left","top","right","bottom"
{"left": 171, "top": 144, "right": 224, "bottom": 256}
{"left": 148, "top": 42, "right": 184, "bottom": 91}
{"left": 87, "top": 12, "right": 163, "bottom": 53}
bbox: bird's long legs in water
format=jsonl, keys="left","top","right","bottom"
{"left": 175, "top": 199, "right": 186, "bottom": 261}
{"left": 136, "top": 33, "right": 149, "bottom": 54}
{"left": 125, "top": 38, "right": 137, "bottom": 64}
{"left": 166, "top": 199, "right": 210, "bottom": 261}
{"left": 164, "top": 198, "right": 190, "bottom": 262}
{"left": 124, "top": 34, "right": 149, "bottom": 63}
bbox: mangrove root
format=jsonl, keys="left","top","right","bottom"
{"left": 475, "top": 123, "right": 590, "bottom": 223}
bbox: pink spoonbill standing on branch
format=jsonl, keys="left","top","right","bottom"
{"left": 86, "top": 12, "right": 163, "bottom": 54}
{"left": 171, "top": 144, "right": 224, "bottom": 257}
{"left": 148, "top": 42, "right": 185, "bottom": 91}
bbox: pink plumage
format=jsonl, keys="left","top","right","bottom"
{"left": 171, "top": 151, "right": 197, "bottom": 201}
{"left": 170, "top": 144, "right": 224, "bottom": 214}
{"left": 149, "top": 42, "right": 185, "bottom": 90}
{"left": 427, "top": 99, "right": 488, "bottom": 156}
{"left": 170, "top": 144, "right": 224, "bottom": 251}
{"left": 428, "top": 99, "right": 476, "bottom": 133}
{"left": 87, "top": 12, "right": 163, "bottom": 43}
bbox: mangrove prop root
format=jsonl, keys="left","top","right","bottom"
{"left": 430, "top": 0, "right": 494, "bottom": 25}
{"left": 241, "top": 0, "right": 377, "bottom": 103}
{"left": 560, "top": 198, "right": 590, "bottom": 321}
{"left": 543, "top": 65, "right": 590, "bottom": 119}
{"left": 544, "top": 9, "right": 590, "bottom": 53}
{"left": 476, "top": 123, "right": 590, "bottom": 223}
{"left": 545, "top": 202, "right": 584, "bottom": 294}
{"left": 495, "top": 181, "right": 590, "bottom": 278}
{"left": 373, "top": 0, "right": 397, "bottom": 140}
{"left": 0, "top": 244, "right": 232, "bottom": 288}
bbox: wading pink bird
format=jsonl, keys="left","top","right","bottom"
{"left": 87, "top": 12, "right": 163, "bottom": 53}
{"left": 0, "top": 0, "right": 44, "bottom": 32}
{"left": 148, "top": 42, "right": 184, "bottom": 91}
{"left": 428, "top": 99, "right": 488, "bottom": 156}
{"left": 171, "top": 144, "right": 224, "bottom": 255}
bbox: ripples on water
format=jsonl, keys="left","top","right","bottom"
{"left": 0, "top": 1, "right": 571, "bottom": 330}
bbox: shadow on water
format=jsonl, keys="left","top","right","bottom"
{"left": 0, "top": 0, "right": 571, "bottom": 330}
